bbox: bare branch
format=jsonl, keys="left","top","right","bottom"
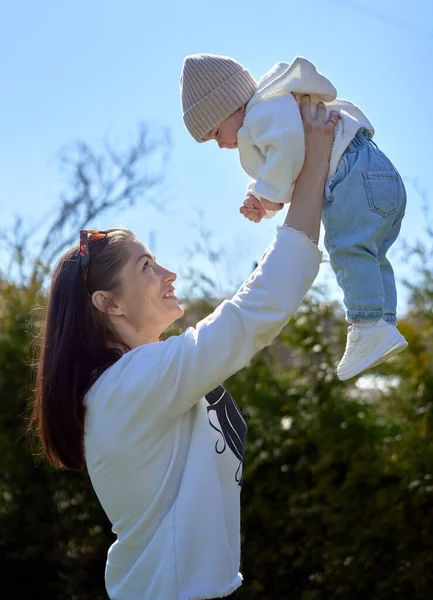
{"left": 32, "top": 123, "right": 170, "bottom": 270}
{"left": 0, "top": 216, "right": 28, "bottom": 281}
{"left": 3, "top": 123, "right": 171, "bottom": 287}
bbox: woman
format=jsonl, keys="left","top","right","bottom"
{"left": 31, "top": 97, "right": 338, "bottom": 600}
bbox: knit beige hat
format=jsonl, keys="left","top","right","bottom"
{"left": 180, "top": 54, "right": 257, "bottom": 143}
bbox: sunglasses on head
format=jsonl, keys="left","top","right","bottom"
{"left": 79, "top": 229, "right": 108, "bottom": 297}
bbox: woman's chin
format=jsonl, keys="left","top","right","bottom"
{"left": 175, "top": 303, "right": 185, "bottom": 318}
{"left": 169, "top": 303, "right": 185, "bottom": 323}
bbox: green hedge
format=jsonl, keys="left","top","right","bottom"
{"left": 1, "top": 284, "right": 432, "bottom": 598}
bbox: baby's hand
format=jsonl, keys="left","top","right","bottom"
{"left": 240, "top": 194, "right": 266, "bottom": 223}
{"left": 260, "top": 198, "right": 284, "bottom": 212}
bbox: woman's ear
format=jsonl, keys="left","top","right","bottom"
{"left": 91, "top": 291, "right": 123, "bottom": 316}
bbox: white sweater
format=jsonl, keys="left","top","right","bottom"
{"left": 84, "top": 227, "right": 321, "bottom": 600}
{"left": 238, "top": 57, "right": 374, "bottom": 209}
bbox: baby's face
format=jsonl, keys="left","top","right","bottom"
{"left": 202, "top": 107, "right": 245, "bottom": 149}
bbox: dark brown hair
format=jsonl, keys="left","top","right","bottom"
{"left": 30, "top": 227, "right": 136, "bottom": 470}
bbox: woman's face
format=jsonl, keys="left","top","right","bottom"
{"left": 113, "top": 239, "right": 184, "bottom": 340}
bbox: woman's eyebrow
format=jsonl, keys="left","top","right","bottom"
{"left": 136, "top": 252, "right": 156, "bottom": 265}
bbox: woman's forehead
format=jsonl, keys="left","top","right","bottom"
{"left": 127, "top": 239, "right": 155, "bottom": 261}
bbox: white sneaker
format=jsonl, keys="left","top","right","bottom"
{"left": 368, "top": 325, "right": 408, "bottom": 369}
{"left": 337, "top": 319, "right": 408, "bottom": 381}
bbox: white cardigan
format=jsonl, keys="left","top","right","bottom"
{"left": 238, "top": 57, "right": 374, "bottom": 210}
{"left": 84, "top": 227, "right": 321, "bottom": 600}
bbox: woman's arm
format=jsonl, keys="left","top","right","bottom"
{"left": 100, "top": 226, "right": 321, "bottom": 424}
{"left": 285, "top": 96, "right": 338, "bottom": 242}
{"left": 156, "top": 100, "right": 337, "bottom": 414}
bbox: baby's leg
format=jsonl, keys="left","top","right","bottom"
{"left": 378, "top": 223, "right": 401, "bottom": 325}
{"left": 323, "top": 131, "right": 407, "bottom": 379}
{"left": 323, "top": 178, "right": 385, "bottom": 324}
{"left": 375, "top": 175, "right": 406, "bottom": 326}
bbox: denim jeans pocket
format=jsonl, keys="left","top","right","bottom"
{"left": 363, "top": 171, "right": 401, "bottom": 217}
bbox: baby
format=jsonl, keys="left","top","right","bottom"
{"left": 180, "top": 54, "right": 407, "bottom": 381}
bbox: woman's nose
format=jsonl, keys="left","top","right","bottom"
{"left": 164, "top": 269, "right": 176, "bottom": 282}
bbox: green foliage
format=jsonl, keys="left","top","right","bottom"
{"left": 0, "top": 281, "right": 112, "bottom": 599}
{"left": 230, "top": 297, "right": 433, "bottom": 599}
{"left": 1, "top": 243, "right": 433, "bottom": 598}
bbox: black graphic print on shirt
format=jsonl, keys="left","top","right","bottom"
{"left": 205, "top": 385, "right": 247, "bottom": 486}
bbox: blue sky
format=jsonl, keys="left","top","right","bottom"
{"left": 1, "top": 0, "right": 432, "bottom": 308}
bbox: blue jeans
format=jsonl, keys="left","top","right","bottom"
{"left": 322, "top": 130, "right": 406, "bottom": 325}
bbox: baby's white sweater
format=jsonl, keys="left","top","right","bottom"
{"left": 84, "top": 227, "right": 321, "bottom": 600}
{"left": 237, "top": 57, "right": 374, "bottom": 208}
